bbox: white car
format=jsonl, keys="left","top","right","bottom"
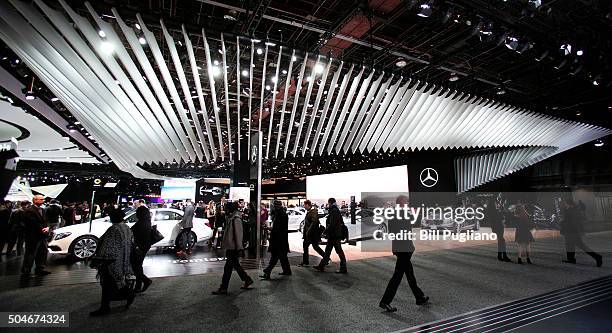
{"left": 48, "top": 208, "right": 212, "bottom": 259}
{"left": 267, "top": 207, "right": 306, "bottom": 231}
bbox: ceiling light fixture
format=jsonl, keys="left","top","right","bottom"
{"left": 576, "top": 49, "right": 584, "bottom": 56}
{"left": 594, "top": 140, "right": 604, "bottom": 147}
{"left": 256, "top": 48, "right": 263, "bottom": 55}
{"left": 101, "top": 41, "right": 114, "bottom": 54}
{"left": 211, "top": 66, "right": 221, "bottom": 77}
{"left": 417, "top": 2, "right": 433, "bottom": 18}
{"left": 241, "top": 69, "right": 249, "bottom": 77}
{"left": 449, "top": 73, "right": 459, "bottom": 82}
{"left": 395, "top": 59, "right": 407, "bottom": 67}
{"left": 98, "top": 30, "right": 106, "bottom": 38}
{"left": 138, "top": 37, "right": 146, "bottom": 45}
{"left": 314, "top": 64, "right": 325, "bottom": 74}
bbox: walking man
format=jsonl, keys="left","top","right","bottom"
{"left": 313, "top": 198, "right": 347, "bottom": 274}
{"left": 176, "top": 199, "right": 194, "bottom": 257}
{"left": 298, "top": 200, "right": 325, "bottom": 267}
{"left": 21, "top": 195, "right": 51, "bottom": 277}
{"left": 561, "top": 198, "right": 602, "bottom": 267}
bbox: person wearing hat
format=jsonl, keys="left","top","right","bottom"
{"left": 260, "top": 200, "right": 291, "bottom": 279}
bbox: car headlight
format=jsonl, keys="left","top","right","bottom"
{"left": 54, "top": 232, "right": 72, "bottom": 240}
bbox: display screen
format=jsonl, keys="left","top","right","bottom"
{"left": 306, "top": 165, "right": 409, "bottom": 204}
{"left": 160, "top": 179, "right": 196, "bottom": 200}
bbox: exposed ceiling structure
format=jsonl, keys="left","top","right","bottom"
{"left": 0, "top": 0, "right": 610, "bottom": 188}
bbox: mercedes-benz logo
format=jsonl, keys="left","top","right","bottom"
{"left": 251, "top": 145, "right": 258, "bottom": 164}
{"left": 419, "top": 168, "right": 439, "bottom": 188}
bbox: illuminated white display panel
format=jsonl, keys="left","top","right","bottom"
{"left": 160, "top": 179, "right": 196, "bottom": 200}
{"left": 306, "top": 165, "right": 409, "bottom": 203}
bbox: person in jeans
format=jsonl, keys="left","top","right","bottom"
{"left": 379, "top": 195, "right": 428, "bottom": 312}
{"left": 212, "top": 202, "right": 253, "bottom": 295}
{"left": 313, "top": 198, "right": 347, "bottom": 274}
{"left": 561, "top": 198, "right": 602, "bottom": 267}
{"left": 176, "top": 199, "right": 194, "bottom": 257}
{"left": 260, "top": 201, "right": 291, "bottom": 279}
{"left": 298, "top": 200, "right": 325, "bottom": 267}
{"left": 131, "top": 205, "right": 153, "bottom": 293}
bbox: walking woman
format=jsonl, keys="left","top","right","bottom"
{"left": 206, "top": 201, "right": 218, "bottom": 247}
{"left": 131, "top": 205, "right": 153, "bottom": 293}
{"left": 514, "top": 203, "right": 535, "bottom": 264}
{"left": 260, "top": 200, "right": 291, "bottom": 279}
{"left": 90, "top": 208, "right": 135, "bottom": 316}
{"left": 486, "top": 196, "right": 511, "bottom": 262}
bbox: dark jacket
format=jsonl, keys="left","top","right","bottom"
{"left": 222, "top": 211, "right": 243, "bottom": 250}
{"left": 390, "top": 217, "right": 415, "bottom": 254}
{"left": 304, "top": 208, "right": 321, "bottom": 243}
{"left": 9, "top": 208, "right": 24, "bottom": 232}
{"left": 21, "top": 205, "right": 48, "bottom": 241}
{"left": 45, "top": 204, "right": 62, "bottom": 226}
{"left": 269, "top": 208, "right": 290, "bottom": 254}
{"left": 131, "top": 206, "right": 152, "bottom": 249}
{"left": 485, "top": 204, "right": 504, "bottom": 234}
{"left": 0, "top": 206, "right": 10, "bottom": 232}
{"left": 324, "top": 205, "right": 344, "bottom": 241}
{"left": 560, "top": 207, "right": 584, "bottom": 235}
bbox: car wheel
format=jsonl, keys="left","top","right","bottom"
{"left": 69, "top": 236, "right": 98, "bottom": 260}
{"left": 377, "top": 222, "right": 388, "bottom": 234}
{"left": 175, "top": 231, "right": 198, "bottom": 251}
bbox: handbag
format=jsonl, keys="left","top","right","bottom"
{"left": 150, "top": 225, "right": 164, "bottom": 244}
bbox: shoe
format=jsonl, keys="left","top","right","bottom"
{"left": 89, "top": 307, "right": 110, "bottom": 316}
{"left": 562, "top": 259, "right": 577, "bottom": 264}
{"left": 297, "top": 263, "right": 309, "bottom": 267}
{"left": 416, "top": 296, "right": 429, "bottom": 305}
{"left": 125, "top": 292, "right": 135, "bottom": 309}
{"left": 134, "top": 283, "right": 142, "bottom": 293}
{"left": 211, "top": 288, "right": 228, "bottom": 295}
{"left": 34, "top": 270, "right": 51, "bottom": 276}
{"left": 240, "top": 279, "right": 254, "bottom": 289}
{"left": 595, "top": 254, "right": 603, "bottom": 267}
{"left": 313, "top": 265, "right": 325, "bottom": 272}
{"left": 140, "top": 279, "right": 152, "bottom": 293}
{"left": 259, "top": 273, "right": 271, "bottom": 280}
{"left": 526, "top": 258, "right": 533, "bottom": 264}
{"left": 497, "top": 253, "right": 503, "bottom": 261}
{"left": 335, "top": 269, "right": 348, "bottom": 274}
{"left": 502, "top": 256, "right": 513, "bottom": 262}
{"left": 517, "top": 258, "right": 523, "bottom": 264}
{"left": 278, "top": 271, "right": 292, "bottom": 276}
{"left": 379, "top": 302, "right": 397, "bottom": 312}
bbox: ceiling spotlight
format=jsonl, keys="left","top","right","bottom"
{"left": 449, "top": 73, "right": 459, "bottom": 82}
{"left": 594, "top": 140, "right": 604, "bottom": 147}
{"left": 224, "top": 11, "right": 238, "bottom": 21}
{"left": 576, "top": 111, "right": 582, "bottom": 116}
{"left": 135, "top": 23, "right": 141, "bottom": 30}
{"left": 292, "top": 55, "right": 297, "bottom": 62}
{"left": 50, "top": 97, "right": 59, "bottom": 102}
{"left": 528, "top": 0, "right": 542, "bottom": 8}
{"left": 11, "top": 58, "right": 20, "bottom": 65}
{"left": 271, "top": 76, "right": 278, "bottom": 83}
{"left": 241, "top": 69, "right": 249, "bottom": 77}
{"left": 139, "top": 37, "right": 147, "bottom": 45}
{"left": 395, "top": 59, "right": 407, "bottom": 67}
{"left": 592, "top": 77, "right": 600, "bottom": 86}
{"left": 265, "top": 85, "right": 271, "bottom": 91}
{"left": 504, "top": 36, "right": 519, "bottom": 50}
{"left": 24, "top": 91, "right": 35, "bottom": 100}
{"left": 496, "top": 87, "right": 506, "bottom": 95}
{"left": 101, "top": 41, "right": 114, "bottom": 54}
{"left": 314, "top": 64, "right": 325, "bottom": 74}
{"left": 256, "top": 48, "right": 263, "bottom": 55}
{"left": 211, "top": 66, "right": 221, "bottom": 77}
{"left": 417, "top": 2, "right": 433, "bottom": 18}
{"left": 305, "top": 76, "right": 312, "bottom": 82}
{"left": 98, "top": 30, "right": 106, "bottom": 38}
{"left": 478, "top": 22, "right": 494, "bottom": 40}
{"left": 560, "top": 43, "right": 572, "bottom": 56}
{"left": 213, "top": 60, "right": 220, "bottom": 66}
{"left": 282, "top": 69, "right": 288, "bottom": 75}
{"left": 576, "top": 49, "right": 584, "bottom": 56}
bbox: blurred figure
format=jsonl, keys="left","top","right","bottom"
{"left": 561, "top": 198, "right": 602, "bottom": 267}
{"left": 212, "top": 202, "right": 253, "bottom": 294}
{"left": 176, "top": 199, "right": 194, "bottom": 258}
{"left": 0, "top": 201, "right": 12, "bottom": 254}
{"left": 7, "top": 200, "right": 28, "bottom": 256}
{"left": 90, "top": 208, "right": 135, "bottom": 316}
{"left": 21, "top": 195, "right": 51, "bottom": 277}
{"left": 206, "top": 201, "right": 218, "bottom": 247}
{"left": 260, "top": 203, "right": 269, "bottom": 246}
{"left": 62, "top": 203, "right": 76, "bottom": 226}
{"left": 131, "top": 205, "right": 153, "bottom": 293}
{"left": 298, "top": 200, "right": 325, "bottom": 267}
{"left": 486, "top": 196, "right": 511, "bottom": 262}
{"left": 213, "top": 196, "right": 227, "bottom": 249}
{"left": 379, "top": 195, "right": 428, "bottom": 312}
{"left": 514, "top": 203, "right": 534, "bottom": 264}
{"left": 195, "top": 201, "right": 205, "bottom": 219}
{"left": 314, "top": 198, "right": 347, "bottom": 274}
{"left": 45, "top": 199, "right": 62, "bottom": 231}
{"left": 260, "top": 200, "right": 291, "bottom": 280}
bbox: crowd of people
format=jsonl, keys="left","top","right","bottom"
{"left": 0, "top": 193, "right": 604, "bottom": 316}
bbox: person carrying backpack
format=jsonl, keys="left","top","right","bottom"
{"left": 313, "top": 198, "right": 347, "bottom": 274}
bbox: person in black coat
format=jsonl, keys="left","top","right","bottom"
{"left": 298, "top": 200, "right": 325, "bottom": 266}
{"left": 379, "top": 195, "right": 428, "bottom": 312}
{"left": 6, "top": 201, "right": 28, "bottom": 256}
{"left": 486, "top": 196, "right": 512, "bottom": 262}
{"left": 260, "top": 200, "right": 291, "bottom": 279}
{"left": 560, "top": 198, "right": 602, "bottom": 267}
{"left": 131, "top": 206, "right": 153, "bottom": 292}
{"left": 314, "top": 198, "right": 347, "bottom": 273}
{"left": 21, "top": 195, "right": 51, "bottom": 277}
{"left": 45, "top": 199, "right": 62, "bottom": 230}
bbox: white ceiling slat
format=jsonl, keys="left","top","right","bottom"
{"left": 429, "top": 94, "right": 472, "bottom": 149}
{"left": 183, "top": 25, "right": 217, "bottom": 160}
{"left": 285, "top": 54, "right": 309, "bottom": 158}
{"left": 220, "top": 33, "right": 233, "bottom": 161}
{"left": 343, "top": 72, "right": 384, "bottom": 153}
{"left": 380, "top": 80, "right": 422, "bottom": 151}
{"left": 137, "top": 16, "right": 200, "bottom": 162}
{"left": 235, "top": 36, "right": 241, "bottom": 161}
{"left": 328, "top": 66, "right": 366, "bottom": 154}
{"left": 275, "top": 49, "right": 296, "bottom": 159}
{"left": 394, "top": 85, "right": 441, "bottom": 151}
{"left": 441, "top": 97, "right": 483, "bottom": 149}
{"left": 358, "top": 77, "right": 402, "bottom": 153}
{"left": 351, "top": 75, "right": 393, "bottom": 153}
{"left": 311, "top": 61, "right": 344, "bottom": 156}
{"left": 335, "top": 69, "right": 374, "bottom": 153}
{"left": 375, "top": 81, "right": 421, "bottom": 151}
{"left": 202, "top": 29, "right": 225, "bottom": 161}
{"left": 110, "top": 9, "right": 190, "bottom": 162}
{"left": 247, "top": 40, "right": 254, "bottom": 159}
{"left": 391, "top": 85, "right": 431, "bottom": 150}
{"left": 160, "top": 21, "right": 209, "bottom": 162}
{"left": 366, "top": 80, "right": 410, "bottom": 152}
{"left": 423, "top": 92, "right": 463, "bottom": 149}
{"left": 293, "top": 56, "right": 321, "bottom": 156}
{"left": 265, "top": 45, "right": 283, "bottom": 159}
{"left": 411, "top": 90, "right": 455, "bottom": 150}
{"left": 258, "top": 44, "right": 270, "bottom": 135}
{"left": 302, "top": 58, "right": 333, "bottom": 156}
{"left": 319, "top": 64, "right": 355, "bottom": 155}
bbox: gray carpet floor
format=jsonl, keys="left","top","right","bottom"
{"left": 1, "top": 232, "right": 611, "bottom": 333}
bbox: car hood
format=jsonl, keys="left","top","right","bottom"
{"left": 52, "top": 220, "right": 111, "bottom": 236}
